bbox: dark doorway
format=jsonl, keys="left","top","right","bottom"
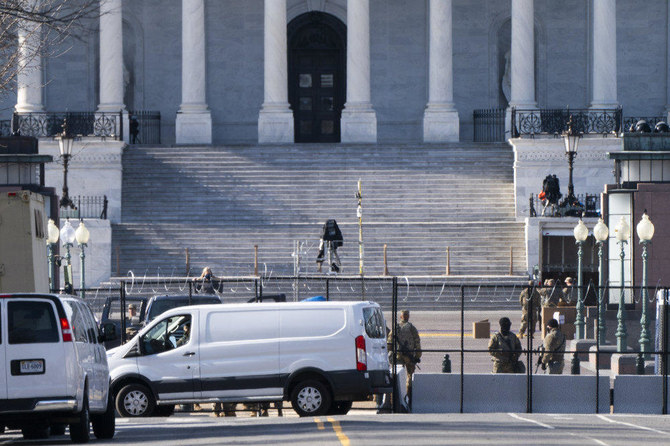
{"left": 288, "top": 12, "right": 346, "bottom": 143}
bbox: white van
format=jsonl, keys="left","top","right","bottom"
{"left": 107, "top": 301, "right": 391, "bottom": 417}
{"left": 0, "top": 293, "right": 115, "bottom": 443}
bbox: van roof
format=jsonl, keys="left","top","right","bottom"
{"left": 153, "top": 300, "right": 379, "bottom": 317}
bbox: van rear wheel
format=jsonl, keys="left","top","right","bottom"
{"left": 116, "top": 384, "right": 155, "bottom": 417}
{"left": 290, "top": 380, "right": 331, "bottom": 417}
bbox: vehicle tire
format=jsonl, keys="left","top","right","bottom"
{"left": 50, "top": 423, "right": 67, "bottom": 436}
{"left": 21, "top": 425, "right": 49, "bottom": 440}
{"left": 290, "top": 380, "right": 331, "bottom": 417}
{"left": 115, "top": 383, "right": 155, "bottom": 417}
{"left": 91, "top": 394, "right": 116, "bottom": 439}
{"left": 327, "top": 401, "right": 353, "bottom": 415}
{"left": 154, "top": 404, "right": 175, "bottom": 417}
{"left": 69, "top": 395, "right": 90, "bottom": 444}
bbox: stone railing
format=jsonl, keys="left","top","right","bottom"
{"left": 12, "top": 111, "right": 123, "bottom": 140}
{"left": 512, "top": 107, "right": 622, "bottom": 137}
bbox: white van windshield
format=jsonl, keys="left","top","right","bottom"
{"left": 363, "top": 307, "right": 386, "bottom": 339}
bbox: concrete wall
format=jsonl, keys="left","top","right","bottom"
{"left": 413, "top": 373, "right": 610, "bottom": 413}
{"left": 39, "top": 140, "right": 124, "bottom": 223}
{"left": 613, "top": 375, "right": 670, "bottom": 414}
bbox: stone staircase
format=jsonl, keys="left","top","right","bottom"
{"left": 113, "top": 144, "right": 527, "bottom": 296}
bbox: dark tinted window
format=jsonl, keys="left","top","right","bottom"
{"left": 8, "top": 301, "right": 59, "bottom": 344}
{"left": 363, "top": 307, "right": 386, "bottom": 339}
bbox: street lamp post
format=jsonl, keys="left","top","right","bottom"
{"left": 57, "top": 119, "right": 76, "bottom": 210}
{"left": 60, "top": 220, "right": 76, "bottom": 294}
{"left": 636, "top": 211, "right": 655, "bottom": 357}
{"left": 75, "top": 220, "right": 90, "bottom": 299}
{"left": 561, "top": 116, "right": 583, "bottom": 211}
{"left": 593, "top": 217, "right": 609, "bottom": 345}
{"left": 614, "top": 216, "right": 630, "bottom": 352}
{"left": 573, "top": 218, "right": 589, "bottom": 339}
{"left": 46, "top": 219, "right": 60, "bottom": 293}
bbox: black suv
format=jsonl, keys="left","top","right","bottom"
{"left": 99, "top": 296, "right": 148, "bottom": 349}
{"left": 143, "top": 294, "right": 223, "bottom": 324}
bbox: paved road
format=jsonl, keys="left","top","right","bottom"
{"left": 2, "top": 413, "right": 668, "bottom": 445}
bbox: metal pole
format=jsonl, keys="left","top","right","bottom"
{"left": 460, "top": 285, "right": 464, "bottom": 414}
{"left": 47, "top": 243, "right": 55, "bottom": 293}
{"left": 616, "top": 240, "right": 628, "bottom": 352}
{"left": 638, "top": 240, "right": 651, "bottom": 356}
{"left": 575, "top": 240, "right": 585, "bottom": 339}
{"left": 391, "top": 276, "right": 397, "bottom": 414}
{"left": 527, "top": 283, "right": 532, "bottom": 414}
{"left": 120, "top": 282, "right": 127, "bottom": 344}
{"left": 254, "top": 245, "right": 258, "bottom": 276}
{"left": 597, "top": 240, "right": 607, "bottom": 345}
{"left": 79, "top": 243, "right": 86, "bottom": 299}
{"left": 64, "top": 242, "right": 72, "bottom": 293}
{"left": 357, "top": 179, "right": 364, "bottom": 276}
{"left": 663, "top": 289, "right": 668, "bottom": 415}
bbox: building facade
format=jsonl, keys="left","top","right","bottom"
{"left": 3, "top": 0, "right": 670, "bottom": 145}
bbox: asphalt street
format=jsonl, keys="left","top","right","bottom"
{"left": 2, "top": 412, "right": 669, "bottom": 445}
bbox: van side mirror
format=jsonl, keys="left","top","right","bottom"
{"left": 100, "top": 322, "right": 117, "bottom": 342}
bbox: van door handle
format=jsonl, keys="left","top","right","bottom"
{"left": 183, "top": 351, "right": 196, "bottom": 357}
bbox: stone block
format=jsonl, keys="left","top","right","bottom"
{"left": 611, "top": 353, "right": 638, "bottom": 375}
{"left": 589, "top": 344, "right": 618, "bottom": 369}
{"left": 569, "top": 339, "right": 596, "bottom": 362}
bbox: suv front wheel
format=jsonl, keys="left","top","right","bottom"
{"left": 116, "top": 383, "right": 155, "bottom": 417}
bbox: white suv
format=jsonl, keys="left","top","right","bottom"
{"left": 0, "top": 293, "right": 116, "bottom": 443}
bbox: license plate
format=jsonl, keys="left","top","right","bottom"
{"left": 19, "top": 359, "right": 44, "bottom": 374}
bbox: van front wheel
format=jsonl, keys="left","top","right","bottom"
{"left": 290, "top": 380, "right": 331, "bottom": 417}
{"left": 116, "top": 384, "right": 155, "bottom": 417}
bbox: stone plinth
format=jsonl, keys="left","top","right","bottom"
{"left": 589, "top": 344, "right": 618, "bottom": 369}
{"left": 569, "top": 339, "right": 597, "bottom": 362}
{"left": 611, "top": 353, "right": 638, "bottom": 375}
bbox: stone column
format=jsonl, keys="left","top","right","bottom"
{"left": 509, "top": 0, "right": 536, "bottom": 109}
{"left": 341, "top": 0, "right": 377, "bottom": 143}
{"left": 423, "top": 0, "right": 459, "bottom": 142}
{"left": 591, "top": 0, "right": 618, "bottom": 109}
{"left": 258, "top": 0, "right": 294, "bottom": 144}
{"left": 176, "top": 0, "right": 212, "bottom": 144}
{"left": 97, "top": 0, "right": 125, "bottom": 112}
{"left": 15, "top": 0, "right": 44, "bottom": 113}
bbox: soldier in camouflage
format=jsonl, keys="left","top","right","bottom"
{"left": 488, "top": 317, "right": 522, "bottom": 373}
{"left": 518, "top": 281, "right": 541, "bottom": 339}
{"left": 541, "top": 318, "right": 566, "bottom": 374}
{"left": 388, "top": 310, "right": 422, "bottom": 396}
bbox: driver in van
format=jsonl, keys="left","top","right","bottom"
{"left": 177, "top": 322, "right": 190, "bottom": 347}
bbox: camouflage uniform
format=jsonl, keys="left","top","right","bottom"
{"left": 488, "top": 331, "right": 522, "bottom": 373}
{"left": 562, "top": 286, "right": 577, "bottom": 305}
{"left": 542, "top": 327, "right": 566, "bottom": 374}
{"left": 518, "top": 286, "right": 541, "bottom": 337}
{"left": 388, "top": 319, "right": 421, "bottom": 393}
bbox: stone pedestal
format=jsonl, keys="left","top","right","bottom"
{"left": 589, "top": 344, "right": 618, "bottom": 369}
{"left": 258, "top": 109, "right": 294, "bottom": 144}
{"left": 341, "top": 109, "right": 377, "bottom": 143}
{"left": 611, "top": 353, "right": 638, "bottom": 375}
{"left": 569, "top": 339, "right": 597, "bottom": 362}
{"left": 423, "top": 109, "right": 459, "bottom": 142}
{"left": 176, "top": 112, "right": 212, "bottom": 144}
